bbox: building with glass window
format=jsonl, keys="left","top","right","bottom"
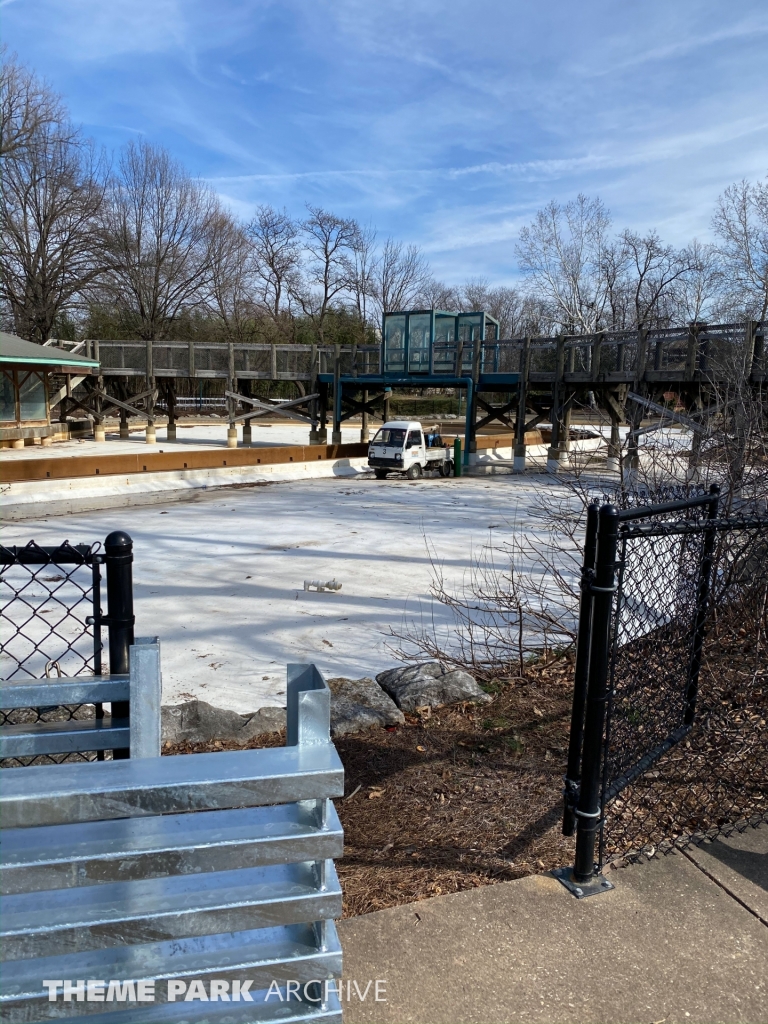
{"left": 0, "top": 333, "right": 99, "bottom": 447}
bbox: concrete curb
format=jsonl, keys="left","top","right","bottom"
{"left": 0, "top": 455, "right": 372, "bottom": 519}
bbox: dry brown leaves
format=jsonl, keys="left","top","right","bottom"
{"left": 165, "top": 656, "right": 578, "bottom": 918}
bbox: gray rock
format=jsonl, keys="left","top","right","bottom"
{"left": 375, "top": 662, "right": 492, "bottom": 712}
{"left": 327, "top": 676, "right": 405, "bottom": 737}
{"left": 161, "top": 701, "right": 286, "bottom": 746}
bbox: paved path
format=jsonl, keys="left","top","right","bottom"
{"left": 338, "top": 825, "right": 768, "bottom": 1024}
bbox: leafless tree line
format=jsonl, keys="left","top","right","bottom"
{"left": 2, "top": 49, "right": 766, "bottom": 346}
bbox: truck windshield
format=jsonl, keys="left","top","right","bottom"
{"left": 372, "top": 428, "right": 406, "bottom": 445}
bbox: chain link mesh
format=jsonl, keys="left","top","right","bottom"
{"left": 0, "top": 540, "right": 106, "bottom": 767}
{"left": 600, "top": 518, "right": 768, "bottom": 864}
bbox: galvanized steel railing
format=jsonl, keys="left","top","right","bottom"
{"left": 0, "top": 637, "right": 161, "bottom": 762}
{"left": 0, "top": 663, "right": 344, "bottom": 1023}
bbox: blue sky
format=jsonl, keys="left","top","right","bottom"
{"left": 3, "top": 0, "right": 767, "bottom": 283}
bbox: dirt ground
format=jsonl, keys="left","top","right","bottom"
{"left": 163, "top": 603, "right": 768, "bottom": 918}
{"left": 165, "top": 656, "right": 577, "bottom": 918}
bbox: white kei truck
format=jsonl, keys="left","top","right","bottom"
{"left": 367, "top": 420, "right": 455, "bottom": 479}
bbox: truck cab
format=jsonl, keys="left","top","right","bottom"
{"left": 368, "top": 420, "right": 453, "bottom": 479}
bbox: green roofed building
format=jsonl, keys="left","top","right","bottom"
{"left": 0, "top": 333, "right": 99, "bottom": 447}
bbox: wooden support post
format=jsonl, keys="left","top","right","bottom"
{"left": 514, "top": 337, "right": 531, "bottom": 473}
{"left": 317, "top": 381, "right": 328, "bottom": 444}
{"left": 332, "top": 344, "right": 342, "bottom": 444}
{"left": 382, "top": 388, "right": 391, "bottom": 424}
{"left": 361, "top": 388, "right": 369, "bottom": 442}
{"left": 93, "top": 340, "right": 105, "bottom": 442}
{"left": 606, "top": 395, "right": 622, "bottom": 474}
{"left": 241, "top": 380, "right": 253, "bottom": 446}
{"left": 116, "top": 378, "right": 129, "bottom": 439}
{"left": 591, "top": 333, "right": 603, "bottom": 381}
{"left": 687, "top": 390, "right": 703, "bottom": 482}
{"left": 685, "top": 323, "right": 698, "bottom": 381}
{"left": 165, "top": 378, "right": 177, "bottom": 441}
{"left": 547, "top": 338, "right": 566, "bottom": 472}
{"left": 227, "top": 343, "right": 237, "bottom": 447}
{"left": 624, "top": 399, "right": 643, "bottom": 487}
{"left": 309, "top": 344, "right": 320, "bottom": 444}
{"left": 145, "top": 339, "right": 156, "bottom": 444}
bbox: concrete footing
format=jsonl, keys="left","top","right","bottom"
{"left": 93, "top": 426, "right": 106, "bottom": 443}
{"left": 546, "top": 446, "right": 562, "bottom": 474}
{"left": 331, "top": 430, "right": 342, "bottom": 444}
{"left": 145, "top": 425, "right": 157, "bottom": 444}
{"left": 226, "top": 427, "right": 238, "bottom": 448}
{"left": 119, "top": 426, "right": 130, "bottom": 440}
{"left": 166, "top": 424, "right": 177, "bottom": 441}
{"left": 513, "top": 444, "right": 526, "bottom": 473}
{"left": 242, "top": 424, "right": 252, "bottom": 447}
{"left": 11, "top": 438, "right": 24, "bottom": 449}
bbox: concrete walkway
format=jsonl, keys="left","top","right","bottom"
{"left": 338, "top": 825, "right": 768, "bottom": 1024}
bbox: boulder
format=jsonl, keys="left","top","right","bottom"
{"left": 161, "top": 701, "right": 286, "bottom": 746}
{"left": 375, "top": 662, "right": 492, "bottom": 712}
{"left": 327, "top": 676, "right": 405, "bottom": 737}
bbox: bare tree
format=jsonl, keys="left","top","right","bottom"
{"left": 516, "top": 194, "right": 613, "bottom": 334}
{"left": 620, "top": 229, "right": 689, "bottom": 329}
{"left": 99, "top": 140, "right": 221, "bottom": 339}
{"left": 713, "top": 177, "right": 768, "bottom": 322}
{"left": 206, "top": 210, "right": 256, "bottom": 343}
{"left": 0, "top": 67, "right": 105, "bottom": 342}
{"left": 0, "top": 46, "right": 69, "bottom": 160}
{"left": 419, "top": 277, "right": 459, "bottom": 312}
{"left": 672, "top": 240, "right": 724, "bottom": 324}
{"left": 348, "top": 221, "right": 377, "bottom": 329}
{"left": 292, "top": 206, "right": 359, "bottom": 345}
{"left": 456, "top": 279, "right": 527, "bottom": 337}
{"left": 247, "top": 205, "right": 300, "bottom": 337}
{"left": 371, "top": 237, "right": 431, "bottom": 319}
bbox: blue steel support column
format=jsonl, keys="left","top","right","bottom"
{"left": 463, "top": 379, "right": 473, "bottom": 468}
{"left": 332, "top": 379, "right": 343, "bottom": 445}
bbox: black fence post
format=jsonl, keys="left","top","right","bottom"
{"left": 572, "top": 504, "right": 620, "bottom": 884}
{"left": 684, "top": 484, "right": 720, "bottom": 725}
{"left": 104, "top": 531, "right": 134, "bottom": 759}
{"left": 562, "top": 501, "right": 600, "bottom": 836}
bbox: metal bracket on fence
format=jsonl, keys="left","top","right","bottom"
{"left": 581, "top": 568, "right": 619, "bottom": 595}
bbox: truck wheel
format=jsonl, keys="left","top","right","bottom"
{"left": 374, "top": 469, "right": 388, "bottom": 479}
{"left": 439, "top": 461, "right": 453, "bottom": 477}
{"left": 406, "top": 463, "right": 422, "bottom": 480}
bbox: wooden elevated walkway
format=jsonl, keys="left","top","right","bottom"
{"left": 48, "top": 321, "right": 765, "bottom": 471}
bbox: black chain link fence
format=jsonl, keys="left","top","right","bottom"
{"left": 0, "top": 541, "right": 105, "bottom": 767}
{"left": 562, "top": 490, "right": 768, "bottom": 887}
{"left": 600, "top": 516, "right": 768, "bottom": 863}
